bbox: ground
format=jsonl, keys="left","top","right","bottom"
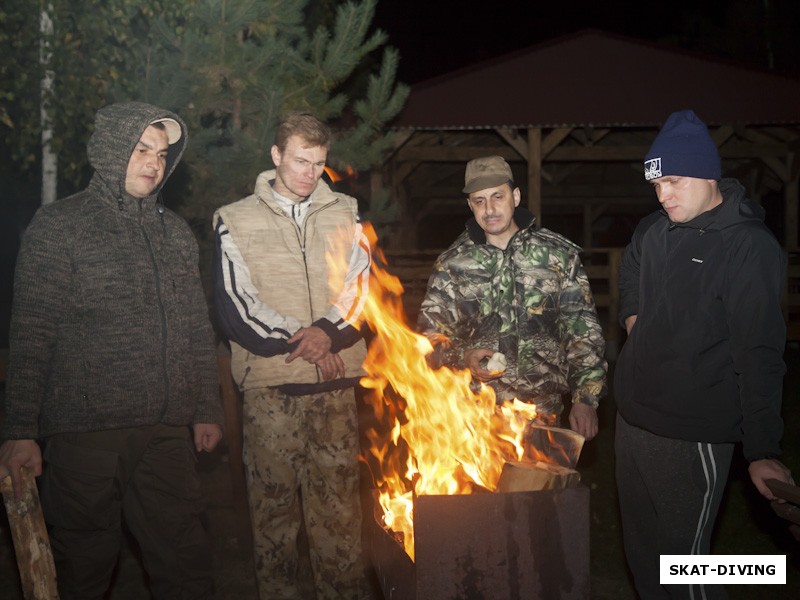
{"left": 1, "top": 350, "right": 799, "bottom": 599}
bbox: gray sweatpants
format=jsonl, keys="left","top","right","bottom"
{"left": 615, "top": 413, "right": 733, "bottom": 600}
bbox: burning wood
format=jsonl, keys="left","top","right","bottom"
{"left": 496, "top": 460, "right": 581, "bottom": 493}
{"left": 526, "top": 424, "right": 584, "bottom": 469}
{"left": 354, "top": 224, "right": 588, "bottom": 563}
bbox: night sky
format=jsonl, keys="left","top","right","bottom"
{"left": 373, "top": 0, "right": 783, "bottom": 84}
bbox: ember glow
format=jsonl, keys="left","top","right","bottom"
{"left": 351, "top": 224, "right": 571, "bottom": 560}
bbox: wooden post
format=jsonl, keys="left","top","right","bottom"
{"left": 216, "top": 342, "right": 251, "bottom": 544}
{"left": 0, "top": 468, "right": 59, "bottom": 599}
{"left": 607, "top": 248, "right": 622, "bottom": 360}
{"left": 582, "top": 204, "right": 592, "bottom": 249}
{"left": 785, "top": 177, "right": 799, "bottom": 251}
{"left": 527, "top": 127, "right": 542, "bottom": 226}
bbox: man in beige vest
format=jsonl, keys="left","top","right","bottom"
{"left": 213, "top": 112, "right": 371, "bottom": 600}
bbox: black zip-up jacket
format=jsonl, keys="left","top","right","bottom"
{"left": 1, "top": 102, "right": 222, "bottom": 439}
{"left": 614, "top": 178, "right": 786, "bottom": 461}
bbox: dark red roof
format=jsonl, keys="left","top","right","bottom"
{"left": 392, "top": 30, "right": 800, "bottom": 129}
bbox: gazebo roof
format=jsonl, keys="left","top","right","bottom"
{"left": 393, "top": 29, "right": 800, "bottom": 130}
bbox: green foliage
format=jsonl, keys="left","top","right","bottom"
{"left": 0, "top": 1, "right": 42, "bottom": 182}
{"left": 1, "top": 0, "right": 406, "bottom": 227}
{"left": 0, "top": 1, "right": 194, "bottom": 196}
{"left": 361, "top": 185, "right": 399, "bottom": 240}
{"left": 133, "top": 0, "right": 408, "bottom": 250}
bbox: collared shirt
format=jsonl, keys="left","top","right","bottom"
{"left": 272, "top": 186, "right": 312, "bottom": 227}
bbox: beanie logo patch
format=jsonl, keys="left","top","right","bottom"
{"left": 644, "top": 158, "right": 662, "bottom": 181}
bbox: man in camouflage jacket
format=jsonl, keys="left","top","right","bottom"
{"left": 418, "top": 156, "right": 607, "bottom": 439}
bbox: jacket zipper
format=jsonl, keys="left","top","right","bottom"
{"left": 286, "top": 199, "right": 340, "bottom": 383}
{"left": 140, "top": 209, "right": 170, "bottom": 418}
{"left": 304, "top": 201, "right": 338, "bottom": 383}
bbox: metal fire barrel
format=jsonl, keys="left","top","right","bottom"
{"left": 370, "top": 485, "right": 590, "bottom": 600}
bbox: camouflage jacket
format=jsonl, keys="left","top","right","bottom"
{"left": 417, "top": 208, "right": 607, "bottom": 417}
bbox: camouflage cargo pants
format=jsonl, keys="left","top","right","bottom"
{"left": 242, "top": 386, "right": 366, "bottom": 600}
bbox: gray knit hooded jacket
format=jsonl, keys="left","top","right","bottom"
{"left": 1, "top": 102, "right": 222, "bottom": 440}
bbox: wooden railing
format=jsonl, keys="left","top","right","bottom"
{"left": 383, "top": 247, "right": 800, "bottom": 353}
{"left": 581, "top": 248, "right": 623, "bottom": 353}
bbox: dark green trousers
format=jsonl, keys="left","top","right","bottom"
{"left": 41, "top": 424, "right": 213, "bottom": 600}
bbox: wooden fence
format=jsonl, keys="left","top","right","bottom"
{"left": 383, "top": 247, "right": 800, "bottom": 355}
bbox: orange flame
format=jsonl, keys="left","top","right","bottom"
{"left": 352, "top": 223, "right": 569, "bottom": 560}
{"left": 324, "top": 164, "right": 357, "bottom": 183}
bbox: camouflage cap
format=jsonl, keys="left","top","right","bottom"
{"left": 463, "top": 155, "right": 513, "bottom": 194}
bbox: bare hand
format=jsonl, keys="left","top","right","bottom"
{"left": 316, "top": 352, "right": 345, "bottom": 381}
{"left": 286, "top": 326, "right": 332, "bottom": 364}
{"left": 624, "top": 315, "right": 637, "bottom": 335}
{"left": 193, "top": 423, "right": 223, "bottom": 453}
{"left": 748, "top": 458, "right": 794, "bottom": 501}
{"left": 568, "top": 403, "right": 598, "bottom": 441}
{"left": 0, "top": 439, "right": 42, "bottom": 499}
{"left": 463, "top": 348, "right": 503, "bottom": 382}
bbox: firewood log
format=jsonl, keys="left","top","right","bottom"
{"left": 1, "top": 468, "right": 59, "bottom": 599}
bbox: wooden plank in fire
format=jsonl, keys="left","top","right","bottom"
{"left": 496, "top": 461, "right": 581, "bottom": 493}
{"left": 526, "top": 424, "right": 585, "bottom": 469}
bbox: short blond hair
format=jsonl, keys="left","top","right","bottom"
{"left": 274, "top": 111, "right": 331, "bottom": 152}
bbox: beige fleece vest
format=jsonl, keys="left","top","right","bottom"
{"left": 215, "top": 171, "right": 367, "bottom": 391}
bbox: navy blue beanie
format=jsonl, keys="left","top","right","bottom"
{"left": 644, "top": 109, "right": 721, "bottom": 181}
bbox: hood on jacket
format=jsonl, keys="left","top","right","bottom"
{"left": 86, "top": 101, "right": 188, "bottom": 200}
{"left": 676, "top": 178, "right": 765, "bottom": 233}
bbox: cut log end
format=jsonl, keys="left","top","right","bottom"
{"left": 496, "top": 460, "right": 581, "bottom": 493}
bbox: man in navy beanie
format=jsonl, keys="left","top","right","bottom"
{"left": 614, "top": 109, "right": 794, "bottom": 599}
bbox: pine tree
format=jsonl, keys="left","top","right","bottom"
{"left": 139, "top": 0, "right": 408, "bottom": 249}
{"left": 1, "top": 0, "right": 194, "bottom": 200}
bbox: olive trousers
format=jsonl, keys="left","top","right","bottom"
{"left": 41, "top": 423, "right": 213, "bottom": 600}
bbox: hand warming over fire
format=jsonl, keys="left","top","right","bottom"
{"left": 748, "top": 458, "right": 795, "bottom": 501}
{"left": 316, "top": 352, "right": 345, "bottom": 380}
{"left": 464, "top": 348, "right": 504, "bottom": 382}
{"left": 568, "top": 403, "right": 598, "bottom": 441}
{"left": 286, "top": 325, "right": 332, "bottom": 364}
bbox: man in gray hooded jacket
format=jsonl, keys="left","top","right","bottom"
{"left": 0, "top": 102, "right": 223, "bottom": 599}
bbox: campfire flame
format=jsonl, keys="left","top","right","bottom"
{"left": 336, "top": 223, "right": 577, "bottom": 561}
{"left": 324, "top": 164, "right": 356, "bottom": 183}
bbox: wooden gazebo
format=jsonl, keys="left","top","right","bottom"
{"left": 376, "top": 29, "right": 800, "bottom": 253}
{"left": 367, "top": 30, "right": 800, "bottom": 345}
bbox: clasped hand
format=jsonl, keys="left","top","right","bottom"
{"left": 287, "top": 326, "right": 344, "bottom": 380}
